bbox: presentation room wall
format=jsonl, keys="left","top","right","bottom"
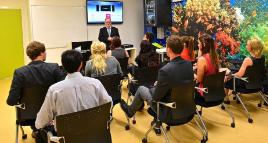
{"left": 29, "top": 0, "right": 144, "bottom": 65}
{"left": 0, "top": 0, "right": 31, "bottom": 64}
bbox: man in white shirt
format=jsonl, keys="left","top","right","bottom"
{"left": 35, "top": 50, "right": 112, "bottom": 130}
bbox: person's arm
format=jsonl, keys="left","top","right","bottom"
{"left": 234, "top": 57, "right": 252, "bottom": 78}
{"left": 53, "top": 64, "right": 66, "bottom": 82}
{"left": 6, "top": 70, "right": 24, "bottom": 106}
{"left": 98, "top": 28, "right": 108, "bottom": 43}
{"left": 125, "top": 50, "right": 129, "bottom": 58}
{"left": 85, "top": 61, "right": 92, "bottom": 77}
{"left": 196, "top": 57, "right": 206, "bottom": 83}
{"left": 115, "top": 58, "right": 123, "bottom": 76}
{"left": 35, "top": 88, "right": 55, "bottom": 129}
{"left": 152, "top": 69, "right": 169, "bottom": 101}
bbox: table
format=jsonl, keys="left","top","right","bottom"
{"left": 156, "top": 48, "right": 166, "bottom": 62}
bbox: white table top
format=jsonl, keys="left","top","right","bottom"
{"left": 156, "top": 48, "right": 166, "bottom": 54}
{"left": 125, "top": 47, "right": 136, "bottom": 51}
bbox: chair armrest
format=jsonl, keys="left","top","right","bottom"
{"left": 15, "top": 103, "right": 25, "bottom": 110}
{"left": 231, "top": 74, "right": 249, "bottom": 82}
{"left": 49, "top": 135, "right": 65, "bottom": 143}
{"left": 158, "top": 102, "right": 176, "bottom": 109}
{"left": 195, "top": 87, "right": 208, "bottom": 93}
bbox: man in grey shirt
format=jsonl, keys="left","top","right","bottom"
{"left": 35, "top": 50, "right": 112, "bottom": 130}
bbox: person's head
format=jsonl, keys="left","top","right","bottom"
{"left": 247, "top": 38, "right": 264, "bottom": 58}
{"left": 90, "top": 41, "right": 107, "bottom": 74}
{"left": 143, "top": 32, "right": 154, "bottom": 43}
{"left": 140, "top": 40, "right": 153, "bottom": 54}
{"left": 166, "top": 35, "right": 184, "bottom": 60}
{"left": 110, "top": 36, "right": 121, "bottom": 50}
{"left": 26, "top": 41, "right": 46, "bottom": 61}
{"left": 61, "top": 50, "right": 83, "bottom": 74}
{"left": 198, "top": 33, "right": 219, "bottom": 69}
{"left": 181, "top": 36, "right": 195, "bottom": 59}
{"left": 105, "top": 18, "right": 112, "bottom": 28}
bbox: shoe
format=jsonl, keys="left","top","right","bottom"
{"left": 151, "top": 120, "right": 161, "bottom": 136}
{"left": 120, "top": 100, "right": 134, "bottom": 118}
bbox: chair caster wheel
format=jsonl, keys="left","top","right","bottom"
{"left": 231, "top": 123, "right": 235, "bottom": 128}
{"left": 125, "top": 125, "right": 130, "bottom": 130}
{"left": 248, "top": 118, "right": 253, "bottom": 123}
{"left": 132, "top": 120, "right": 136, "bottom": 124}
{"left": 142, "top": 138, "right": 147, "bottom": 143}
{"left": 221, "top": 105, "right": 225, "bottom": 110}
{"left": 166, "top": 126, "right": 170, "bottom": 131}
{"left": 22, "top": 134, "right": 27, "bottom": 139}
{"left": 198, "top": 111, "right": 202, "bottom": 115}
{"left": 258, "top": 103, "right": 262, "bottom": 107}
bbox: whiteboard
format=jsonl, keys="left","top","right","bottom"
{"left": 31, "top": 6, "right": 88, "bottom": 48}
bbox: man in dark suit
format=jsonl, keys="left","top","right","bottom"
{"left": 6, "top": 41, "right": 65, "bottom": 136}
{"left": 98, "top": 18, "right": 120, "bottom": 49}
{"left": 120, "top": 35, "right": 194, "bottom": 123}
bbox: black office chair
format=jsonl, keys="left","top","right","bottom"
{"left": 49, "top": 102, "right": 112, "bottom": 143}
{"left": 195, "top": 71, "right": 235, "bottom": 128}
{"left": 125, "top": 66, "right": 159, "bottom": 130}
{"left": 230, "top": 58, "right": 266, "bottom": 123}
{"left": 95, "top": 74, "right": 123, "bottom": 106}
{"left": 15, "top": 86, "right": 49, "bottom": 143}
{"left": 117, "top": 57, "right": 129, "bottom": 78}
{"left": 142, "top": 81, "right": 208, "bottom": 143}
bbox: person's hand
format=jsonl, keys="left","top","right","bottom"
{"left": 154, "top": 81, "right": 158, "bottom": 86}
{"left": 108, "top": 37, "right": 112, "bottom": 41}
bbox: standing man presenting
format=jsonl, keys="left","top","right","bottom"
{"left": 98, "top": 18, "right": 120, "bottom": 50}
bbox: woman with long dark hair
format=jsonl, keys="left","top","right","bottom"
{"left": 195, "top": 34, "right": 219, "bottom": 100}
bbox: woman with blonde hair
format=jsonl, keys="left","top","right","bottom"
{"left": 224, "top": 38, "right": 266, "bottom": 103}
{"left": 85, "top": 41, "right": 122, "bottom": 77}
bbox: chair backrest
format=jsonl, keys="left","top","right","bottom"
{"left": 166, "top": 81, "right": 196, "bottom": 122}
{"left": 117, "top": 57, "right": 129, "bottom": 77}
{"left": 134, "top": 66, "right": 159, "bottom": 87}
{"left": 17, "top": 86, "right": 49, "bottom": 121}
{"left": 203, "top": 71, "right": 226, "bottom": 102}
{"left": 56, "top": 102, "right": 112, "bottom": 143}
{"left": 95, "top": 74, "right": 122, "bottom": 105}
{"left": 245, "top": 57, "right": 266, "bottom": 89}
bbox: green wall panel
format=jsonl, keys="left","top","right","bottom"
{"left": 0, "top": 9, "right": 24, "bottom": 79}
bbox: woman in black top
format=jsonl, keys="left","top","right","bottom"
{"left": 107, "top": 36, "right": 129, "bottom": 59}
{"left": 135, "top": 40, "right": 159, "bottom": 68}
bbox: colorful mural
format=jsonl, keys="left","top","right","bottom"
{"left": 172, "top": 0, "right": 268, "bottom": 66}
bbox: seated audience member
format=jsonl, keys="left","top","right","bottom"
{"left": 35, "top": 50, "right": 112, "bottom": 132}
{"left": 85, "top": 41, "right": 123, "bottom": 77}
{"left": 6, "top": 41, "right": 65, "bottom": 135}
{"left": 143, "top": 32, "right": 157, "bottom": 51}
{"left": 224, "top": 38, "right": 266, "bottom": 103}
{"left": 107, "top": 36, "right": 129, "bottom": 59}
{"left": 194, "top": 34, "right": 219, "bottom": 102}
{"left": 135, "top": 40, "right": 160, "bottom": 68}
{"left": 120, "top": 35, "right": 194, "bottom": 120}
{"left": 181, "top": 36, "right": 195, "bottom": 62}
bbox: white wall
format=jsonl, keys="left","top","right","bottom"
{"left": 0, "top": 0, "right": 31, "bottom": 63}
{"left": 29, "top": 0, "right": 144, "bottom": 64}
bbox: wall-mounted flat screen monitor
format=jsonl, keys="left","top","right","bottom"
{"left": 87, "top": 1, "right": 123, "bottom": 24}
